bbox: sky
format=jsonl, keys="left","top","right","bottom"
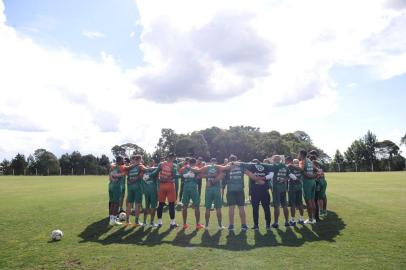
{"left": 0, "top": 0, "right": 405, "bottom": 160}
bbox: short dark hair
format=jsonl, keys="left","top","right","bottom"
{"left": 229, "top": 154, "right": 237, "bottom": 161}
{"left": 299, "top": 150, "right": 307, "bottom": 157}
{"left": 285, "top": 156, "right": 293, "bottom": 162}
{"left": 116, "top": 156, "right": 124, "bottom": 162}
{"left": 309, "top": 150, "right": 319, "bottom": 156}
{"left": 309, "top": 155, "right": 317, "bottom": 161}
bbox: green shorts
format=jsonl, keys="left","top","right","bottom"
{"left": 288, "top": 190, "right": 303, "bottom": 207}
{"left": 226, "top": 190, "right": 245, "bottom": 207}
{"left": 182, "top": 187, "right": 200, "bottom": 207}
{"left": 319, "top": 179, "right": 327, "bottom": 199}
{"left": 127, "top": 182, "right": 143, "bottom": 204}
{"left": 272, "top": 190, "right": 287, "bottom": 207}
{"left": 144, "top": 190, "right": 158, "bottom": 209}
{"left": 205, "top": 187, "right": 222, "bottom": 209}
{"left": 109, "top": 181, "right": 121, "bottom": 203}
{"left": 303, "top": 180, "right": 316, "bottom": 200}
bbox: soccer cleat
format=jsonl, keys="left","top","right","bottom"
{"left": 157, "top": 223, "right": 163, "bottom": 228}
{"left": 196, "top": 224, "right": 205, "bottom": 230}
{"left": 241, "top": 224, "right": 249, "bottom": 232}
{"left": 271, "top": 223, "right": 279, "bottom": 229}
{"left": 289, "top": 220, "right": 296, "bottom": 226}
{"left": 284, "top": 221, "right": 290, "bottom": 227}
{"left": 135, "top": 222, "right": 144, "bottom": 227}
{"left": 150, "top": 222, "right": 158, "bottom": 228}
{"left": 266, "top": 226, "right": 271, "bottom": 231}
{"left": 170, "top": 223, "right": 179, "bottom": 230}
{"left": 113, "top": 220, "right": 123, "bottom": 226}
{"left": 218, "top": 225, "right": 226, "bottom": 230}
{"left": 311, "top": 219, "right": 317, "bottom": 224}
{"left": 298, "top": 219, "right": 305, "bottom": 225}
{"left": 228, "top": 224, "right": 235, "bottom": 231}
{"left": 183, "top": 224, "right": 189, "bottom": 230}
{"left": 251, "top": 225, "right": 259, "bottom": 231}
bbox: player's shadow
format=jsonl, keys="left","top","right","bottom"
{"left": 78, "top": 210, "right": 345, "bottom": 250}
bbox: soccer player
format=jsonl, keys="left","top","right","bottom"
{"left": 146, "top": 153, "right": 178, "bottom": 229}
{"left": 309, "top": 150, "right": 328, "bottom": 217}
{"left": 310, "top": 155, "right": 327, "bottom": 219}
{"left": 288, "top": 150, "right": 317, "bottom": 224}
{"left": 124, "top": 155, "right": 146, "bottom": 226}
{"left": 143, "top": 164, "right": 159, "bottom": 227}
{"left": 108, "top": 166, "right": 125, "bottom": 226}
{"left": 110, "top": 156, "right": 127, "bottom": 215}
{"left": 286, "top": 157, "right": 305, "bottom": 225}
{"left": 270, "top": 155, "right": 290, "bottom": 228}
{"left": 179, "top": 158, "right": 204, "bottom": 230}
{"left": 195, "top": 157, "right": 205, "bottom": 199}
{"left": 222, "top": 155, "right": 249, "bottom": 231}
{"left": 178, "top": 157, "right": 190, "bottom": 207}
{"left": 192, "top": 158, "right": 228, "bottom": 230}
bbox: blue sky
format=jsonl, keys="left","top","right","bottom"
{"left": 0, "top": 0, "right": 405, "bottom": 160}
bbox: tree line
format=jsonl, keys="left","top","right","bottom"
{"left": 1, "top": 127, "right": 405, "bottom": 175}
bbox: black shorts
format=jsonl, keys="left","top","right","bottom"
{"left": 226, "top": 191, "right": 245, "bottom": 206}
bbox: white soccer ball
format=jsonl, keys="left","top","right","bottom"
{"left": 118, "top": 212, "right": 127, "bottom": 221}
{"left": 51, "top": 229, "right": 63, "bottom": 241}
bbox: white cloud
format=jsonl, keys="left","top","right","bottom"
{"left": 82, "top": 30, "right": 105, "bottom": 39}
{"left": 0, "top": 0, "right": 405, "bottom": 159}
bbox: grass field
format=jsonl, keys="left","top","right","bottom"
{"left": 0, "top": 172, "right": 405, "bottom": 270}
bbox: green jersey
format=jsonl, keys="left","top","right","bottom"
{"left": 182, "top": 166, "right": 198, "bottom": 190}
{"left": 143, "top": 168, "right": 158, "bottom": 193}
{"left": 225, "top": 164, "right": 246, "bottom": 192}
{"left": 272, "top": 163, "right": 289, "bottom": 192}
{"left": 127, "top": 165, "right": 143, "bottom": 185}
{"left": 303, "top": 158, "right": 314, "bottom": 181}
{"left": 206, "top": 165, "right": 221, "bottom": 189}
{"left": 288, "top": 167, "right": 303, "bottom": 192}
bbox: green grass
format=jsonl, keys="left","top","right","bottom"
{"left": 0, "top": 172, "right": 405, "bottom": 269}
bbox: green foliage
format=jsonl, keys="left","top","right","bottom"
{"left": 33, "top": 149, "right": 60, "bottom": 175}
{"left": 11, "top": 153, "right": 27, "bottom": 175}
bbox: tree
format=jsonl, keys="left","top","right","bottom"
{"left": 111, "top": 145, "right": 126, "bottom": 158}
{"left": 59, "top": 153, "right": 72, "bottom": 175}
{"left": 333, "top": 150, "right": 344, "bottom": 172}
{"left": 401, "top": 134, "right": 406, "bottom": 146}
{"left": 153, "top": 128, "right": 178, "bottom": 161}
{"left": 175, "top": 133, "right": 210, "bottom": 159}
{"left": 70, "top": 151, "right": 82, "bottom": 175}
{"left": 26, "top": 154, "right": 36, "bottom": 175}
{"left": 11, "top": 153, "right": 27, "bottom": 175}
{"left": 33, "top": 149, "right": 59, "bottom": 175}
{"left": 362, "top": 130, "right": 378, "bottom": 172}
{"left": 97, "top": 154, "right": 110, "bottom": 174}
{"left": 80, "top": 154, "right": 98, "bottom": 175}
{"left": 344, "top": 140, "right": 365, "bottom": 172}
{"left": 0, "top": 159, "right": 12, "bottom": 175}
{"left": 377, "top": 140, "right": 400, "bottom": 171}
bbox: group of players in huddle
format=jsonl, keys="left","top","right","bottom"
{"left": 108, "top": 149, "right": 328, "bottom": 231}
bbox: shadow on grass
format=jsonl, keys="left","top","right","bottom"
{"left": 78, "top": 210, "right": 345, "bottom": 250}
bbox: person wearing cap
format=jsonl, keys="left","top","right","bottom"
{"left": 192, "top": 157, "right": 229, "bottom": 230}
{"left": 285, "top": 157, "right": 305, "bottom": 225}
{"left": 179, "top": 158, "right": 204, "bottom": 230}
{"left": 146, "top": 153, "right": 178, "bottom": 229}
{"left": 288, "top": 150, "right": 317, "bottom": 224}
{"left": 222, "top": 154, "right": 249, "bottom": 231}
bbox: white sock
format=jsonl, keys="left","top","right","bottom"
{"left": 170, "top": 219, "right": 175, "bottom": 225}
{"left": 158, "top": 219, "right": 162, "bottom": 225}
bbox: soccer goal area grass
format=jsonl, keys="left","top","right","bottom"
{"left": 0, "top": 172, "right": 405, "bottom": 269}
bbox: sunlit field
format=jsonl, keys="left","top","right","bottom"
{"left": 0, "top": 172, "right": 405, "bottom": 269}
